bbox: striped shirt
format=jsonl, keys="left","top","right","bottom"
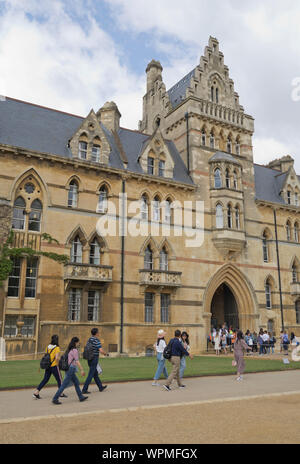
{"left": 88, "top": 337, "right": 102, "bottom": 357}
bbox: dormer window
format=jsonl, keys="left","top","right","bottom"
{"left": 159, "top": 159, "right": 165, "bottom": 177}
{"left": 147, "top": 156, "right": 154, "bottom": 175}
{"left": 295, "top": 193, "right": 299, "bottom": 206}
{"left": 287, "top": 191, "right": 291, "bottom": 205}
{"left": 79, "top": 141, "right": 87, "bottom": 160}
{"left": 91, "top": 144, "right": 100, "bottom": 163}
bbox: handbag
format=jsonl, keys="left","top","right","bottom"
{"left": 96, "top": 363, "right": 103, "bottom": 374}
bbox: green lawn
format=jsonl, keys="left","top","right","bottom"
{"left": 1, "top": 355, "right": 300, "bottom": 389}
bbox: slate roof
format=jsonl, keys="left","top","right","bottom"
{"left": 0, "top": 97, "right": 193, "bottom": 185}
{"left": 209, "top": 151, "right": 241, "bottom": 165}
{"left": 254, "top": 164, "right": 285, "bottom": 204}
{"left": 167, "top": 68, "right": 196, "bottom": 108}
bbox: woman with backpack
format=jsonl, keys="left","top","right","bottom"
{"left": 33, "top": 334, "right": 66, "bottom": 400}
{"left": 52, "top": 336, "right": 88, "bottom": 405}
{"left": 152, "top": 329, "right": 168, "bottom": 386}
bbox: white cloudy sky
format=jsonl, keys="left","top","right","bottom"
{"left": 0, "top": 0, "right": 299, "bottom": 169}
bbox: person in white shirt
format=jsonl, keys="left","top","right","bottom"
{"left": 152, "top": 329, "right": 169, "bottom": 386}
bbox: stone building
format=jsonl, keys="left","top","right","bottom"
{"left": 1, "top": 36, "right": 300, "bottom": 357}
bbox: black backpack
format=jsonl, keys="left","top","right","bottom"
{"left": 83, "top": 340, "right": 95, "bottom": 361}
{"left": 40, "top": 347, "right": 55, "bottom": 370}
{"left": 163, "top": 339, "right": 174, "bottom": 360}
{"left": 59, "top": 351, "right": 70, "bottom": 371}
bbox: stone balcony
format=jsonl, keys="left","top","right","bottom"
{"left": 290, "top": 282, "right": 300, "bottom": 296}
{"left": 64, "top": 263, "right": 113, "bottom": 285}
{"left": 212, "top": 228, "right": 246, "bottom": 259}
{"left": 12, "top": 230, "right": 41, "bottom": 251}
{"left": 139, "top": 269, "right": 182, "bottom": 288}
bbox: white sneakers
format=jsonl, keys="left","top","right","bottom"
{"left": 152, "top": 382, "right": 160, "bottom": 386}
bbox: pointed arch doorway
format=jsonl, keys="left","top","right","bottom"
{"left": 210, "top": 283, "right": 239, "bottom": 330}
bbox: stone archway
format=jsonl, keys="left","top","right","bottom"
{"left": 203, "top": 264, "right": 258, "bottom": 334}
{"left": 211, "top": 283, "right": 239, "bottom": 330}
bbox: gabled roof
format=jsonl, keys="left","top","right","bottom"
{"left": 0, "top": 97, "right": 193, "bottom": 185}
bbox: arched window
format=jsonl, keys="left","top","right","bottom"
{"left": 153, "top": 196, "right": 160, "bottom": 222}
{"left": 262, "top": 231, "right": 269, "bottom": 263}
{"left": 97, "top": 186, "right": 108, "bottom": 213}
{"left": 265, "top": 279, "right": 272, "bottom": 309}
{"left": 216, "top": 88, "right": 219, "bottom": 104}
{"left": 225, "top": 169, "right": 230, "bottom": 188}
{"left": 28, "top": 199, "right": 42, "bottom": 232}
{"left": 164, "top": 199, "right": 172, "bottom": 224}
{"left": 295, "top": 192, "right": 299, "bottom": 207}
{"left": 89, "top": 238, "right": 100, "bottom": 265}
{"left": 141, "top": 194, "right": 148, "bottom": 221}
{"left": 233, "top": 171, "right": 238, "bottom": 190}
{"left": 286, "top": 221, "right": 291, "bottom": 241}
{"left": 227, "top": 137, "right": 232, "bottom": 154}
{"left": 295, "top": 300, "right": 300, "bottom": 324}
{"left": 287, "top": 190, "right": 291, "bottom": 205}
{"left": 147, "top": 156, "right": 154, "bottom": 175}
{"left": 144, "top": 245, "right": 153, "bottom": 270}
{"left": 214, "top": 168, "right": 222, "bottom": 189}
{"left": 68, "top": 180, "right": 78, "bottom": 208}
{"left": 211, "top": 86, "right": 214, "bottom": 102}
{"left": 235, "top": 205, "right": 240, "bottom": 229}
{"left": 201, "top": 129, "right": 206, "bottom": 146}
{"left": 12, "top": 197, "right": 26, "bottom": 230}
{"left": 227, "top": 204, "right": 233, "bottom": 229}
{"left": 159, "top": 247, "right": 168, "bottom": 271}
{"left": 216, "top": 204, "right": 223, "bottom": 229}
{"left": 292, "top": 263, "right": 298, "bottom": 283}
{"left": 294, "top": 222, "right": 299, "bottom": 242}
{"left": 267, "top": 320, "right": 274, "bottom": 334}
{"left": 71, "top": 235, "right": 82, "bottom": 263}
{"left": 235, "top": 140, "right": 240, "bottom": 155}
{"left": 210, "top": 131, "right": 215, "bottom": 149}
{"left": 158, "top": 159, "right": 165, "bottom": 177}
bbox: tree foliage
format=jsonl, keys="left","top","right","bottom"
{"left": 0, "top": 231, "right": 69, "bottom": 285}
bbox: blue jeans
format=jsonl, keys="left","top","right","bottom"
{"left": 52, "top": 366, "right": 84, "bottom": 401}
{"left": 82, "top": 356, "right": 103, "bottom": 392}
{"left": 179, "top": 356, "right": 186, "bottom": 378}
{"left": 154, "top": 353, "right": 168, "bottom": 380}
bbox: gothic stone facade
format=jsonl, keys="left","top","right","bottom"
{"left": 1, "top": 36, "right": 300, "bottom": 357}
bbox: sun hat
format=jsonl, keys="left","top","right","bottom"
{"left": 157, "top": 329, "right": 166, "bottom": 338}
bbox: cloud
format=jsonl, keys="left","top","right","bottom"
{"left": 105, "top": 0, "right": 300, "bottom": 169}
{"left": 0, "top": 0, "right": 143, "bottom": 128}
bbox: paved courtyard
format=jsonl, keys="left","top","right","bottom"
{"left": 0, "top": 370, "right": 300, "bottom": 444}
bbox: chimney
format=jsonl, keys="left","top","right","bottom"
{"left": 267, "top": 155, "right": 294, "bottom": 172}
{"left": 97, "top": 101, "right": 121, "bottom": 133}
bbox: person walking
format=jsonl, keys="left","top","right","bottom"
{"left": 258, "top": 329, "right": 264, "bottom": 355}
{"left": 52, "top": 336, "right": 88, "bottom": 404}
{"left": 179, "top": 331, "right": 190, "bottom": 379}
{"left": 282, "top": 331, "right": 290, "bottom": 355}
{"left": 163, "top": 330, "right": 193, "bottom": 391}
{"left": 82, "top": 328, "right": 108, "bottom": 395}
{"left": 214, "top": 331, "right": 220, "bottom": 355}
{"left": 33, "top": 335, "right": 66, "bottom": 400}
{"left": 252, "top": 331, "right": 258, "bottom": 353}
{"left": 152, "top": 329, "right": 168, "bottom": 386}
{"left": 233, "top": 330, "right": 249, "bottom": 381}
